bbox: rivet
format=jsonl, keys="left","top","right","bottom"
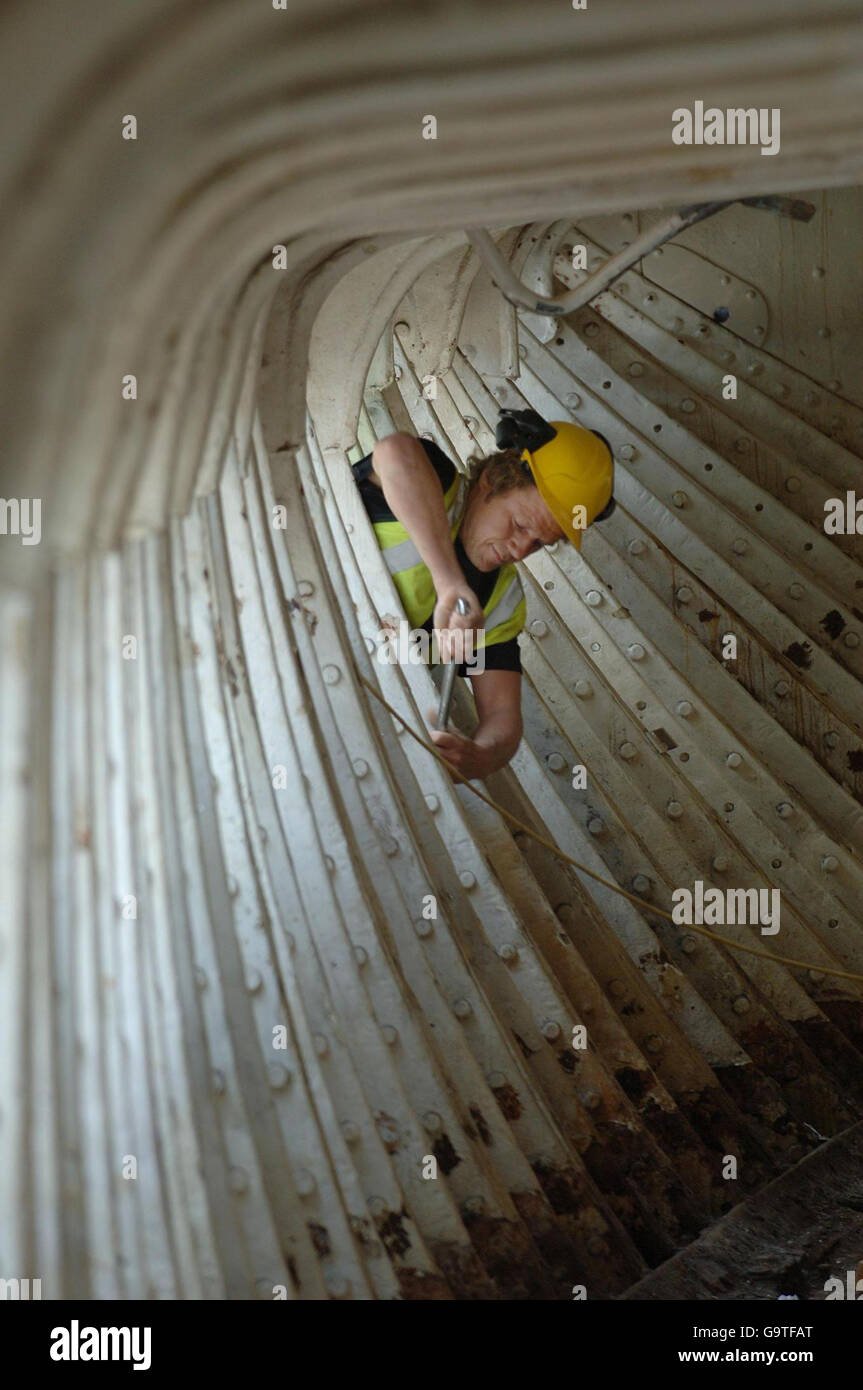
{"left": 587, "top": 816, "right": 605, "bottom": 835}
{"left": 619, "top": 444, "right": 637, "bottom": 462}
{"left": 227, "top": 874, "right": 239, "bottom": 898}
{"left": 788, "top": 582, "right": 804, "bottom": 598}
{"left": 619, "top": 742, "right": 637, "bottom": 760}
{"left": 415, "top": 919, "right": 433, "bottom": 938}
{"left": 672, "top": 491, "right": 688, "bottom": 508}
{"left": 817, "top": 327, "right": 831, "bottom": 339}
{"left": 731, "top": 538, "right": 747, "bottom": 555}
{"left": 632, "top": 874, "right": 651, "bottom": 895}
{"left": 464, "top": 416, "right": 478, "bottom": 431}
{"left": 353, "top": 945, "right": 368, "bottom": 967}
{"left": 776, "top": 802, "right": 793, "bottom": 818}
{"left": 297, "top": 580, "right": 314, "bottom": 597}
{"left": 666, "top": 800, "right": 683, "bottom": 819}
{"left": 676, "top": 700, "right": 693, "bottom": 718}
{"left": 567, "top": 392, "right": 581, "bottom": 409}
{"left": 325, "top": 1273, "right": 352, "bottom": 1300}
{"left": 774, "top": 680, "right": 790, "bottom": 697}
{"left": 627, "top": 362, "right": 644, "bottom": 377}
{"left": 376, "top": 1117, "right": 400, "bottom": 1145}
{"left": 381, "top": 1025, "right": 399, "bottom": 1045}
{"left": 322, "top": 664, "right": 341, "bottom": 686}
{"left": 776, "top": 383, "right": 789, "bottom": 398}
{"left": 353, "top": 758, "right": 369, "bottom": 778}
{"left": 643, "top": 293, "right": 656, "bottom": 305}
{"left": 645, "top": 1034, "right": 664, "bottom": 1054}
{"left": 734, "top": 438, "right": 751, "bottom": 454}
{"left": 746, "top": 362, "right": 763, "bottom": 375}
{"left": 754, "top": 326, "right": 765, "bottom": 338}
{"left": 295, "top": 1169, "right": 317, "bottom": 1198}
{"left": 462, "top": 343, "right": 475, "bottom": 357}
{"left": 583, "top": 1090, "right": 602, "bottom": 1110}
{"left": 453, "top": 998, "right": 473, "bottom": 1020}
{"left": 628, "top": 643, "right": 645, "bottom": 661}
{"left": 530, "top": 619, "right": 548, "bottom": 638}
{"left": 245, "top": 969, "right": 263, "bottom": 994}
{"left": 313, "top": 1033, "right": 329, "bottom": 1058}
{"left": 584, "top": 322, "right": 600, "bottom": 338}
{"left": 725, "top": 752, "right": 742, "bottom": 768}
{"left": 459, "top": 870, "right": 476, "bottom": 890}
{"left": 586, "top": 589, "right": 602, "bottom": 606}
{"left": 587, "top": 1235, "right": 609, "bottom": 1257}
{"left": 828, "top": 379, "right": 842, "bottom": 393}
{"left": 670, "top": 316, "right": 685, "bottom": 332}
{"left": 607, "top": 979, "right": 626, "bottom": 999}
{"left": 364, "top": 635, "right": 375, "bottom": 653}
{"left": 843, "top": 631, "right": 860, "bottom": 648}
{"left": 383, "top": 836, "right": 399, "bottom": 857}
{"left": 680, "top": 934, "right": 697, "bottom": 954}
{"left": 325, "top": 855, "right": 336, "bottom": 874}
{"left": 575, "top": 679, "right": 593, "bottom": 698}
{"left": 422, "top": 1111, "right": 443, "bottom": 1134}
{"left": 268, "top": 1064, "right": 292, "bottom": 1089}
{"left": 785, "top": 476, "right": 801, "bottom": 493}
{"left": 547, "top": 752, "right": 566, "bottom": 772}
{"left": 194, "top": 967, "right": 208, "bottom": 990}
{"left": 212, "top": 1069, "right": 226, "bottom": 1096}
{"left": 712, "top": 855, "right": 728, "bottom": 872}
{"left": 808, "top": 969, "right": 823, "bottom": 985}
{"left": 541, "top": 1020, "right": 561, "bottom": 1041}
{"left": 696, "top": 325, "right": 710, "bottom": 338}
{"left": 498, "top": 943, "right": 519, "bottom": 964}
{"left": 627, "top": 538, "right": 645, "bottom": 555}
{"left": 424, "top": 793, "right": 439, "bottom": 813}
{"left": 676, "top": 585, "right": 693, "bottom": 603}
{"left": 824, "top": 731, "right": 838, "bottom": 749}
{"left": 229, "top": 1167, "right": 249, "bottom": 1195}
{"left": 463, "top": 1195, "right": 486, "bottom": 1216}
{"left": 680, "top": 399, "right": 696, "bottom": 414}
{"left": 731, "top": 995, "right": 750, "bottom": 1015}
{"left": 812, "top": 265, "right": 826, "bottom": 279}
{"left": 720, "top": 349, "right": 735, "bottom": 364}
{"left": 368, "top": 1196, "right": 388, "bottom": 1216}
{"left": 820, "top": 855, "right": 839, "bottom": 874}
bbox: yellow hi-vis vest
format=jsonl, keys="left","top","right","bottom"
{"left": 371, "top": 468, "right": 527, "bottom": 653}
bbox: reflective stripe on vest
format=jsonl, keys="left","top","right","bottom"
{"left": 371, "top": 470, "right": 525, "bottom": 649}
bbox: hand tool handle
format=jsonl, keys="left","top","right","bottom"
{"left": 437, "top": 597, "right": 471, "bottom": 729}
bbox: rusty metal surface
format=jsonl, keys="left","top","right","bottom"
{"left": 1, "top": 0, "right": 863, "bottom": 1301}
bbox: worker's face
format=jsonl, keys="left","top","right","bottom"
{"left": 459, "top": 474, "right": 565, "bottom": 571}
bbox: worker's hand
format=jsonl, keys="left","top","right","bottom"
{"left": 433, "top": 585, "right": 484, "bottom": 665}
{"left": 425, "top": 707, "right": 494, "bottom": 781}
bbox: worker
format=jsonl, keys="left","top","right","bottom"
{"left": 352, "top": 407, "right": 615, "bottom": 780}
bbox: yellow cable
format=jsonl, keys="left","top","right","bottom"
{"left": 355, "top": 668, "right": 863, "bottom": 988}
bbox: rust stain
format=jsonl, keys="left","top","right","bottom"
{"left": 468, "top": 1104, "right": 493, "bottom": 1145}
{"left": 491, "top": 1081, "right": 523, "bottom": 1120}
{"left": 432, "top": 1132, "right": 462, "bottom": 1175}
{"left": 820, "top": 609, "right": 845, "bottom": 639}
{"left": 784, "top": 640, "right": 813, "bottom": 668}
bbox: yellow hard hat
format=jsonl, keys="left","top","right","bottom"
{"left": 520, "top": 421, "right": 613, "bottom": 550}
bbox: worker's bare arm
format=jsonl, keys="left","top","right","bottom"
{"left": 371, "top": 433, "right": 466, "bottom": 591}
{"left": 428, "top": 667, "right": 522, "bottom": 780}
{"left": 372, "top": 433, "right": 484, "bottom": 646}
